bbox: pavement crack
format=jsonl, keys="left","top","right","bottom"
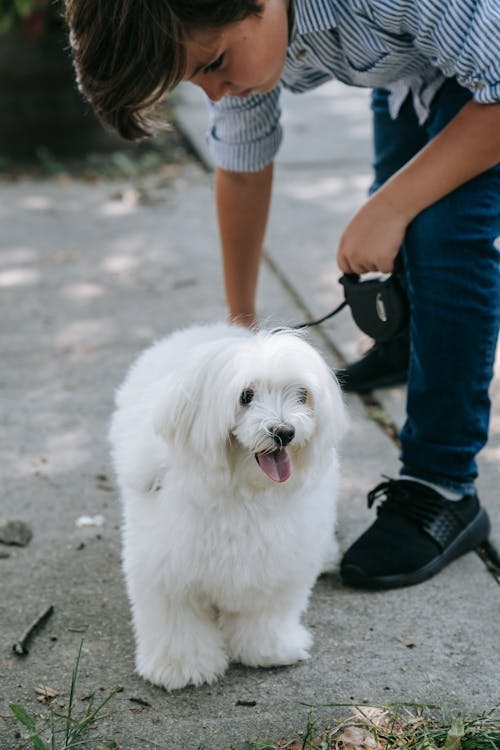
{"left": 476, "top": 540, "right": 500, "bottom": 586}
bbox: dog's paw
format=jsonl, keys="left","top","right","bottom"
{"left": 229, "top": 621, "right": 312, "bottom": 668}
{"left": 136, "top": 649, "right": 228, "bottom": 691}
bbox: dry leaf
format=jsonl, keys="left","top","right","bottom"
{"left": 333, "top": 725, "right": 379, "bottom": 749}
{"left": 353, "top": 706, "right": 393, "bottom": 729}
{"left": 35, "top": 685, "right": 60, "bottom": 703}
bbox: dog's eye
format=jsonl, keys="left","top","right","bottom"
{"left": 297, "top": 388, "right": 308, "bottom": 404}
{"left": 240, "top": 388, "right": 254, "bottom": 406}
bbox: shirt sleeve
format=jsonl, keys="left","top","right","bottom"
{"left": 205, "top": 86, "right": 283, "bottom": 172}
{"left": 401, "top": 0, "right": 500, "bottom": 104}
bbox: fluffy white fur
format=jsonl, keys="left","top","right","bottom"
{"left": 109, "top": 323, "right": 346, "bottom": 691}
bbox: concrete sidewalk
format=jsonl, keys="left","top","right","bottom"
{"left": 0, "top": 82, "right": 499, "bottom": 750}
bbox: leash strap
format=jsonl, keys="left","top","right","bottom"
{"left": 292, "top": 299, "right": 347, "bottom": 330}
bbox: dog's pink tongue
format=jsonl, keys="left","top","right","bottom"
{"left": 256, "top": 448, "right": 291, "bottom": 483}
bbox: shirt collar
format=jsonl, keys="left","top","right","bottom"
{"left": 289, "top": 0, "right": 338, "bottom": 41}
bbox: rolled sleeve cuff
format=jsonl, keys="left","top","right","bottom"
{"left": 470, "top": 79, "right": 500, "bottom": 105}
{"left": 205, "top": 87, "right": 283, "bottom": 172}
{"left": 207, "top": 124, "right": 283, "bottom": 172}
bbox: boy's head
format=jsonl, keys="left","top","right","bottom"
{"left": 66, "top": 0, "right": 289, "bottom": 140}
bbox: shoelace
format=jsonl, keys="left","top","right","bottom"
{"left": 367, "top": 478, "right": 465, "bottom": 542}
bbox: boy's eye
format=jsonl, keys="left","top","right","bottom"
{"left": 203, "top": 54, "right": 224, "bottom": 74}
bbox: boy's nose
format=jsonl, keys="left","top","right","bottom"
{"left": 197, "top": 78, "right": 231, "bottom": 102}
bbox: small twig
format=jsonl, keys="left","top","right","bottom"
{"left": 129, "top": 697, "right": 151, "bottom": 707}
{"left": 13, "top": 604, "right": 54, "bottom": 656}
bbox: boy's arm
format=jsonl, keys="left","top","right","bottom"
{"left": 216, "top": 163, "right": 274, "bottom": 327}
{"left": 337, "top": 100, "right": 500, "bottom": 275}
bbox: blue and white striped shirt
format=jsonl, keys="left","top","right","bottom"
{"left": 206, "top": 0, "right": 499, "bottom": 172}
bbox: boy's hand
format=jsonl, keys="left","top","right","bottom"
{"left": 337, "top": 101, "right": 500, "bottom": 276}
{"left": 336, "top": 190, "right": 409, "bottom": 275}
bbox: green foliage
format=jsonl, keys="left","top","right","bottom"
{"left": 9, "top": 641, "right": 122, "bottom": 750}
{"left": 36, "top": 147, "right": 65, "bottom": 176}
{"left": 0, "top": 0, "right": 60, "bottom": 35}
{"left": 229, "top": 705, "right": 500, "bottom": 750}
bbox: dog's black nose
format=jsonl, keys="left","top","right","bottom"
{"left": 271, "top": 424, "right": 295, "bottom": 447}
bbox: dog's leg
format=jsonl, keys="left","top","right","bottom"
{"left": 129, "top": 581, "right": 228, "bottom": 690}
{"left": 220, "top": 593, "right": 312, "bottom": 668}
{"left": 320, "top": 531, "right": 340, "bottom": 574}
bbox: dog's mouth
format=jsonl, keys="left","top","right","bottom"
{"left": 255, "top": 448, "right": 291, "bottom": 483}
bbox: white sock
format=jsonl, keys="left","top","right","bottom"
{"left": 399, "top": 475, "right": 464, "bottom": 501}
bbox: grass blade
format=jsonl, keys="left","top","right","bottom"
{"left": 9, "top": 703, "right": 38, "bottom": 731}
{"left": 442, "top": 716, "right": 465, "bottom": 750}
{"left": 65, "top": 639, "right": 83, "bottom": 744}
{"left": 9, "top": 703, "right": 48, "bottom": 750}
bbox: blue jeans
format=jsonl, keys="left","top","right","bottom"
{"left": 370, "top": 80, "right": 500, "bottom": 494}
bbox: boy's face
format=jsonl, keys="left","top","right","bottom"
{"left": 184, "top": 0, "right": 289, "bottom": 101}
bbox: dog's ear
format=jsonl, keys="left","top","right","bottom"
{"left": 296, "top": 341, "right": 348, "bottom": 450}
{"left": 152, "top": 368, "right": 198, "bottom": 451}
{"left": 152, "top": 345, "right": 242, "bottom": 466}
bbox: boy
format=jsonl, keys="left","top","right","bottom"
{"left": 66, "top": 0, "right": 500, "bottom": 589}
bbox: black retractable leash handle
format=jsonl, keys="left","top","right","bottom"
{"left": 293, "top": 261, "right": 409, "bottom": 342}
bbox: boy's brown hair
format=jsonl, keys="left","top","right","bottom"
{"left": 65, "top": 0, "right": 262, "bottom": 140}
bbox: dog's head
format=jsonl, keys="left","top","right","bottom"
{"left": 154, "top": 327, "right": 346, "bottom": 485}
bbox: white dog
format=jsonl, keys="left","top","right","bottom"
{"left": 109, "top": 323, "right": 346, "bottom": 691}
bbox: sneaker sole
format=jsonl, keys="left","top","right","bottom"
{"left": 341, "top": 508, "right": 491, "bottom": 590}
{"left": 339, "top": 369, "right": 408, "bottom": 394}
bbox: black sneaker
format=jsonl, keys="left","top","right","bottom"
{"left": 336, "top": 328, "right": 409, "bottom": 393}
{"left": 340, "top": 478, "right": 490, "bottom": 590}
